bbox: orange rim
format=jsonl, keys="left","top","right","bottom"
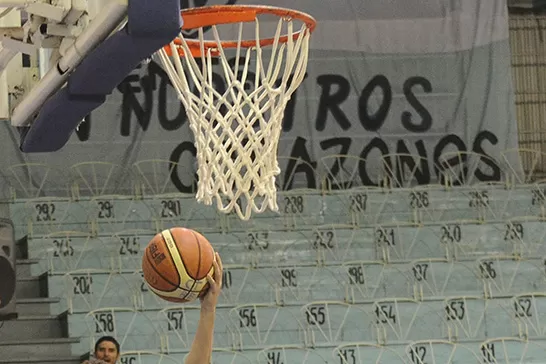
{"left": 163, "top": 5, "right": 316, "bottom": 58}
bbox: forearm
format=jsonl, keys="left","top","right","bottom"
{"left": 185, "top": 308, "right": 216, "bottom": 364}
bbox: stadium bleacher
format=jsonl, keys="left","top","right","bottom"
{"left": 6, "top": 156, "right": 546, "bottom": 364}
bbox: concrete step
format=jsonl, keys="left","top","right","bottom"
{"left": 0, "top": 356, "right": 81, "bottom": 364}
{"left": 0, "top": 312, "right": 68, "bottom": 340}
{"left": 16, "top": 274, "right": 48, "bottom": 299}
{"left": 16, "top": 236, "right": 29, "bottom": 260}
{"left": 16, "top": 259, "right": 39, "bottom": 278}
{"left": 0, "top": 337, "right": 79, "bottom": 357}
{"left": 16, "top": 297, "right": 60, "bottom": 315}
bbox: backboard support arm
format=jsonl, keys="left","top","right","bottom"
{"left": 3, "top": 0, "right": 128, "bottom": 126}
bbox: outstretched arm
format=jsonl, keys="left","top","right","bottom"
{"left": 185, "top": 252, "right": 223, "bottom": 364}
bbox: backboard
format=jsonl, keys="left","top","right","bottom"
{"left": 0, "top": 0, "right": 181, "bottom": 152}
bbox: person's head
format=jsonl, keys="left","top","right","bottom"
{"left": 94, "top": 336, "right": 120, "bottom": 364}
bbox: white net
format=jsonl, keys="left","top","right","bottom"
{"left": 157, "top": 8, "right": 312, "bottom": 220}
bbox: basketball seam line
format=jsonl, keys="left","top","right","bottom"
{"left": 188, "top": 230, "right": 202, "bottom": 293}
{"left": 163, "top": 229, "right": 192, "bottom": 301}
{"left": 164, "top": 228, "right": 202, "bottom": 300}
{"left": 176, "top": 229, "right": 192, "bottom": 277}
{"left": 146, "top": 237, "right": 181, "bottom": 292}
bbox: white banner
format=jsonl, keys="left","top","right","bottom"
{"left": 0, "top": 0, "right": 521, "bottom": 196}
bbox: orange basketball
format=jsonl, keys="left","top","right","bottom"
{"left": 142, "top": 227, "right": 215, "bottom": 303}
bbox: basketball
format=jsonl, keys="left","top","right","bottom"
{"left": 142, "top": 227, "right": 215, "bottom": 303}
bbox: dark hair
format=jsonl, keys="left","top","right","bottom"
{"left": 94, "top": 336, "right": 120, "bottom": 354}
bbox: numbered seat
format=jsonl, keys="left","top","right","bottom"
{"left": 223, "top": 190, "right": 324, "bottom": 232}
{"left": 502, "top": 218, "right": 546, "bottom": 258}
{"left": 441, "top": 295, "right": 508, "bottom": 341}
{"left": 361, "top": 184, "right": 503, "bottom": 224}
{"left": 257, "top": 345, "right": 329, "bottom": 364}
{"left": 202, "top": 230, "right": 284, "bottom": 267}
{"left": 189, "top": 230, "right": 301, "bottom": 266}
{"left": 319, "top": 187, "right": 387, "bottom": 226}
{"left": 466, "top": 184, "right": 546, "bottom": 223}
{"left": 494, "top": 184, "right": 545, "bottom": 219}
{"left": 404, "top": 186, "right": 454, "bottom": 225}
{"left": 510, "top": 293, "right": 546, "bottom": 338}
{"left": 408, "top": 258, "right": 480, "bottom": 299}
{"left": 326, "top": 185, "right": 483, "bottom": 226}
{"left": 87, "top": 195, "right": 157, "bottom": 234}
{"left": 208, "top": 229, "right": 348, "bottom": 267}
{"left": 435, "top": 152, "right": 503, "bottom": 215}
{"left": 245, "top": 225, "right": 379, "bottom": 265}
{"left": 322, "top": 186, "right": 427, "bottom": 226}
{"left": 131, "top": 160, "right": 221, "bottom": 232}
{"left": 342, "top": 261, "right": 411, "bottom": 302}
{"left": 499, "top": 185, "right": 537, "bottom": 219}
{"left": 132, "top": 264, "right": 276, "bottom": 309}
{"left": 375, "top": 223, "right": 448, "bottom": 262}
{"left": 118, "top": 351, "right": 179, "bottom": 364}
{"left": 48, "top": 269, "right": 137, "bottom": 313}
{"left": 405, "top": 340, "right": 482, "bottom": 364}
{"left": 371, "top": 298, "right": 443, "bottom": 343}
{"left": 332, "top": 342, "right": 406, "bottom": 364}
{"left": 72, "top": 308, "right": 163, "bottom": 353}
{"left": 219, "top": 265, "right": 276, "bottom": 306}
{"left": 316, "top": 225, "right": 377, "bottom": 264}
{"left": 110, "top": 229, "right": 158, "bottom": 270}
{"left": 376, "top": 184, "right": 475, "bottom": 225}
{"left": 141, "top": 194, "right": 224, "bottom": 234}
{"left": 96, "top": 265, "right": 276, "bottom": 312}
{"left": 478, "top": 295, "right": 543, "bottom": 339}
{"left": 477, "top": 256, "right": 546, "bottom": 297}
{"left": 304, "top": 225, "right": 350, "bottom": 265}
{"left": 463, "top": 184, "right": 516, "bottom": 222}
{"left": 525, "top": 183, "right": 546, "bottom": 217}
{"left": 478, "top": 337, "right": 546, "bottom": 364}
{"left": 20, "top": 198, "right": 92, "bottom": 237}
{"left": 228, "top": 304, "right": 306, "bottom": 349}
{"left": 27, "top": 232, "right": 115, "bottom": 273}
{"left": 157, "top": 306, "right": 236, "bottom": 351}
{"left": 312, "top": 227, "right": 370, "bottom": 265}
{"left": 260, "top": 264, "right": 346, "bottom": 304}
{"left": 427, "top": 185, "right": 496, "bottom": 223}
{"left": 301, "top": 301, "right": 373, "bottom": 345}
{"left": 447, "top": 186, "right": 505, "bottom": 223}
{"left": 277, "top": 190, "right": 329, "bottom": 229}
{"left": 444, "top": 221, "right": 524, "bottom": 260}
{"left": 363, "top": 189, "right": 414, "bottom": 226}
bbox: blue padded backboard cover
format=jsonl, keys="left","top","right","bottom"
{"left": 19, "top": 0, "right": 181, "bottom": 153}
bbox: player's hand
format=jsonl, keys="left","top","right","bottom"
{"left": 200, "top": 252, "right": 222, "bottom": 312}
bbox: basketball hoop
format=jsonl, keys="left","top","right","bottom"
{"left": 156, "top": 5, "right": 316, "bottom": 220}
